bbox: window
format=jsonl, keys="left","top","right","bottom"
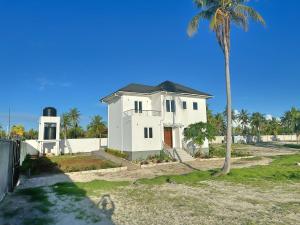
{"left": 144, "top": 127, "right": 153, "bottom": 139}
{"left": 134, "top": 101, "right": 143, "bottom": 113}
{"left": 144, "top": 127, "right": 148, "bottom": 138}
{"left": 149, "top": 128, "right": 153, "bottom": 138}
{"left": 182, "top": 101, "right": 187, "bottom": 109}
{"left": 171, "top": 100, "right": 175, "bottom": 112}
{"left": 166, "top": 100, "right": 170, "bottom": 112}
{"left": 166, "top": 100, "right": 175, "bottom": 112}
{"left": 139, "top": 101, "right": 142, "bottom": 113}
{"left": 193, "top": 102, "right": 198, "bottom": 110}
{"left": 134, "top": 101, "right": 138, "bottom": 113}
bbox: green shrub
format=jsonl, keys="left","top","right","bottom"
{"left": 105, "top": 148, "right": 128, "bottom": 159}
{"left": 284, "top": 144, "right": 300, "bottom": 149}
{"left": 208, "top": 144, "right": 250, "bottom": 158}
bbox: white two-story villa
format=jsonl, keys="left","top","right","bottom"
{"left": 101, "top": 81, "right": 212, "bottom": 160}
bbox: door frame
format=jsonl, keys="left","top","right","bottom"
{"left": 164, "top": 127, "right": 173, "bottom": 148}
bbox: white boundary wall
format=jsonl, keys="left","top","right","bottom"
{"left": 210, "top": 135, "right": 299, "bottom": 144}
{"left": 21, "top": 138, "right": 108, "bottom": 156}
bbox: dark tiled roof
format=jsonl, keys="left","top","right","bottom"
{"left": 102, "top": 80, "right": 212, "bottom": 102}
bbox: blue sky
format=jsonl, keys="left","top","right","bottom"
{"left": 0, "top": 0, "right": 299, "bottom": 130}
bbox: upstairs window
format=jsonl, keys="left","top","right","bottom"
{"left": 193, "top": 102, "right": 198, "bottom": 110}
{"left": 144, "top": 127, "right": 153, "bottom": 139}
{"left": 166, "top": 100, "right": 170, "bottom": 112}
{"left": 182, "top": 101, "right": 187, "bottom": 109}
{"left": 171, "top": 100, "right": 175, "bottom": 112}
{"left": 166, "top": 100, "right": 175, "bottom": 112}
{"left": 134, "top": 101, "right": 143, "bottom": 113}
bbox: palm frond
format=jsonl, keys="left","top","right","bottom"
{"left": 187, "top": 10, "right": 215, "bottom": 36}
{"left": 234, "top": 4, "right": 266, "bottom": 26}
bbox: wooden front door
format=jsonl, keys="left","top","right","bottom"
{"left": 164, "top": 127, "right": 173, "bottom": 148}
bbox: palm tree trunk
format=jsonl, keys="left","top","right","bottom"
{"left": 222, "top": 29, "right": 232, "bottom": 175}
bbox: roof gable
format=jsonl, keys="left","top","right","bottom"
{"left": 101, "top": 80, "right": 212, "bottom": 102}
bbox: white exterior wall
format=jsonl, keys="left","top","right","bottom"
{"left": 161, "top": 94, "right": 208, "bottom": 149}
{"left": 21, "top": 138, "right": 108, "bottom": 156}
{"left": 131, "top": 115, "right": 162, "bottom": 152}
{"left": 108, "top": 98, "right": 122, "bottom": 150}
{"left": 106, "top": 92, "right": 209, "bottom": 153}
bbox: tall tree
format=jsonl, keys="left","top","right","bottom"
{"left": 68, "top": 108, "right": 81, "bottom": 138}
{"left": 61, "top": 113, "right": 71, "bottom": 140}
{"left": 265, "top": 117, "right": 281, "bottom": 136}
{"left": 214, "top": 113, "right": 226, "bottom": 136}
{"left": 188, "top": 0, "right": 265, "bottom": 174}
{"left": 250, "top": 112, "right": 265, "bottom": 140}
{"left": 24, "top": 128, "right": 38, "bottom": 140}
{"left": 87, "top": 115, "right": 106, "bottom": 149}
{"left": 10, "top": 125, "right": 25, "bottom": 138}
{"left": 238, "top": 109, "right": 250, "bottom": 135}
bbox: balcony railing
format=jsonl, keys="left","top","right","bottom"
{"left": 123, "top": 109, "right": 161, "bottom": 117}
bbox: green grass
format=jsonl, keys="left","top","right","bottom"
{"left": 23, "top": 217, "right": 54, "bottom": 225}
{"left": 209, "top": 144, "right": 251, "bottom": 158}
{"left": 21, "top": 154, "right": 118, "bottom": 175}
{"left": 2, "top": 208, "right": 22, "bottom": 218}
{"left": 52, "top": 180, "right": 129, "bottom": 197}
{"left": 283, "top": 144, "right": 300, "bottom": 149}
{"left": 138, "top": 154, "right": 300, "bottom": 186}
{"left": 16, "top": 187, "right": 54, "bottom": 224}
{"left": 16, "top": 187, "right": 53, "bottom": 207}
{"left": 105, "top": 148, "right": 128, "bottom": 159}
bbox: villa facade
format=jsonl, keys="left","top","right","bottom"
{"left": 101, "top": 81, "right": 212, "bottom": 160}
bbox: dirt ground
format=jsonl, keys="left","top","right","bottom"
{"left": 0, "top": 144, "right": 299, "bottom": 225}
{"left": 18, "top": 144, "right": 296, "bottom": 189}
{"left": 1, "top": 180, "right": 300, "bottom": 225}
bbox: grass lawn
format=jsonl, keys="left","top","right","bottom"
{"left": 138, "top": 154, "right": 300, "bottom": 186}
{"left": 21, "top": 154, "right": 119, "bottom": 175}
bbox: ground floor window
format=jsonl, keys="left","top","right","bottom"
{"left": 144, "top": 127, "right": 153, "bottom": 138}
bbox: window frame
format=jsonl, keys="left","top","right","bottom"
{"left": 166, "top": 100, "right": 171, "bottom": 112}
{"left": 182, "top": 101, "right": 187, "bottom": 110}
{"left": 193, "top": 102, "right": 198, "bottom": 110}
{"left": 144, "top": 127, "right": 148, "bottom": 138}
{"left": 171, "top": 100, "right": 175, "bottom": 112}
{"left": 134, "top": 101, "right": 143, "bottom": 113}
{"left": 149, "top": 127, "right": 153, "bottom": 138}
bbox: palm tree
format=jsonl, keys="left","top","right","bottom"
{"left": 238, "top": 109, "right": 249, "bottom": 135}
{"left": 250, "top": 112, "right": 265, "bottom": 140}
{"left": 61, "top": 113, "right": 71, "bottom": 141}
{"left": 87, "top": 115, "right": 106, "bottom": 149}
{"left": 69, "top": 108, "right": 81, "bottom": 138}
{"left": 188, "top": 0, "right": 265, "bottom": 174}
{"left": 282, "top": 107, "right": 300, "bottom": 142}
{"left": 281, "top": 110, "right": 294, "bottom": 134}
{"left": 214, "top": 113, "right": 226, "bottom": 136}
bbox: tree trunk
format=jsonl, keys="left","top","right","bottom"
{"left": 221, "top": 31, "right": 232, "bottom": 175}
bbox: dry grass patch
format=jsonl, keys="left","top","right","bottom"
{"left": 21, "top": 154, "right": 119, "bottom": 174}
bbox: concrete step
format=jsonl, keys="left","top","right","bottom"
{"left": 172, "top": 149, "right": 195, "bottom": 162}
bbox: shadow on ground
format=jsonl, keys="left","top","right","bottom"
{"left": 0, "top": 156, "right": 121, "bottom": 225}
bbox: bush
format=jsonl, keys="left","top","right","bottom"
{"left": 143, "top": 150, "right": 174, "bottom": 164}
{"left": 208, "top": 145, "right": 250, "bottom": 158}
{"left": 284, "top": 144, "right": 300, "bottom": 149}
{"left": 105, "top": 148, "right": 128, "bottom": 159}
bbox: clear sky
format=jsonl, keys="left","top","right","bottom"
{"left": 0, "top": 0, "right": 299, "bottom": 130}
